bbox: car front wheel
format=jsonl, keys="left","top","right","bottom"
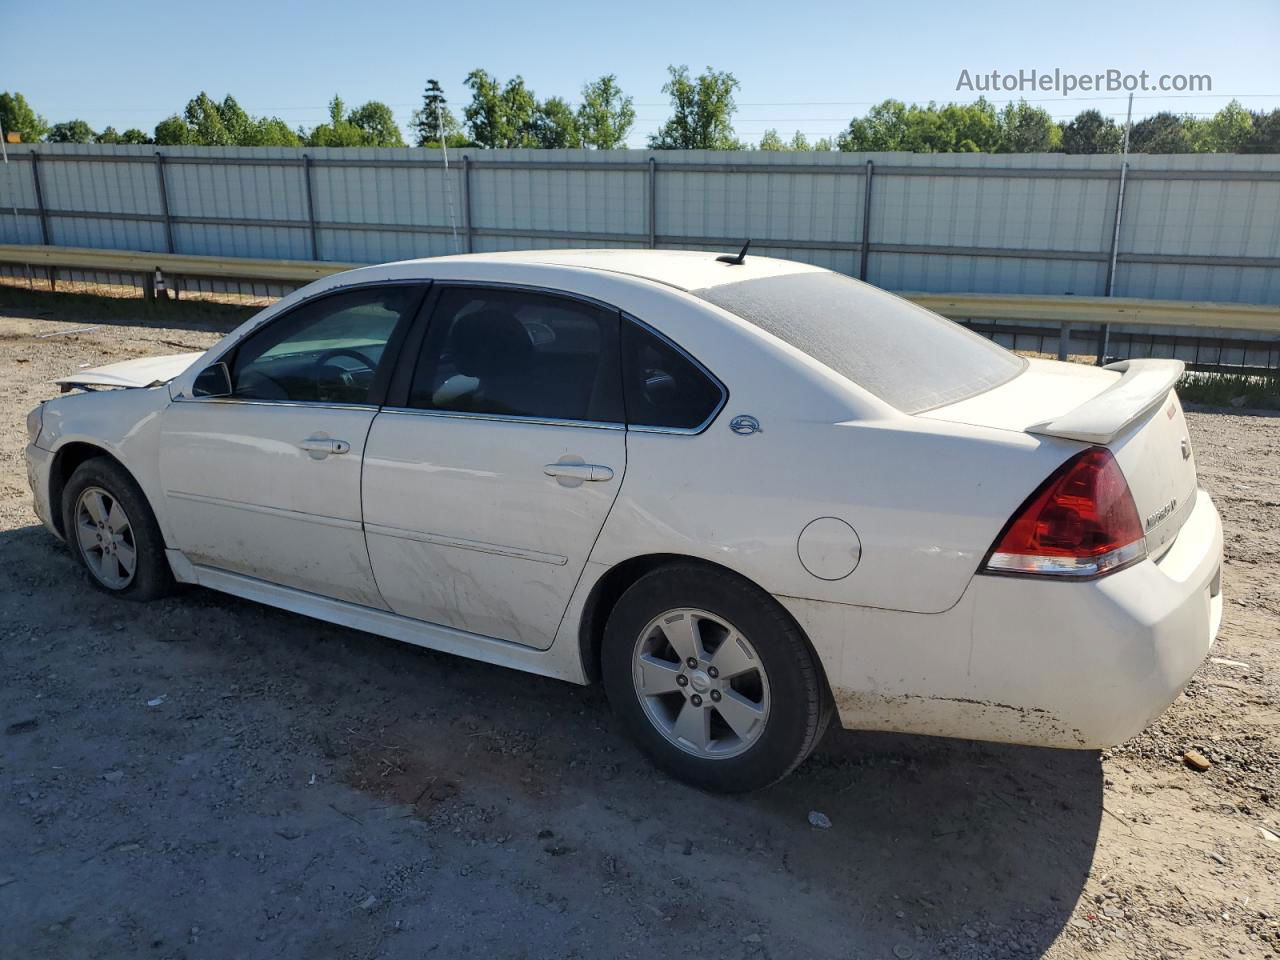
{"left": 61, "top": 457, "right": 175, "bottom": 601}
{"left": 602, "top": 564, "right": 831, "bottom": 792}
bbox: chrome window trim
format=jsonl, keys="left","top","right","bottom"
{"left": 172, "top": 396, "right": 380, "bottom": 413}
{"left": 379, "top": 406, "right": 626, "bottom": 431}
{"left": 621, "top": 313, "right": 728, "bottom": 436}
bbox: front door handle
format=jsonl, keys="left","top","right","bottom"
{"left": 544, "top": 462, "right": 614, "bottom": 484}
{"left": 298, "top": 436, "right": 351, "bottom": 460}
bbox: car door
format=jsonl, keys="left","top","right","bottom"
{"left": 159, "top": 283, "right": 426, "bottom": 607}
{"left": 362, "top": 284, "right": 627, "bottom": 649}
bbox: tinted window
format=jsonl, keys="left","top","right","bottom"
{"left": 408, "top": 288, "right": 623, "bottom": 423}
{"left": 694, "top": 271, "right": 1025, "bottom": 413}
{"left": 622, "top": 320, "right": 725, "bottom": 430}
{"left": 230, "top": 285, "right": 419, "bottom": 404}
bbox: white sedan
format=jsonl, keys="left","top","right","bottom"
{"left": 24, "top": 250, "right": 1223, "bottom": 792}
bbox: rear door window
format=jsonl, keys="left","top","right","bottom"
{"left": 407, "top": 287, "right": 624, "bottom": 423}
{"left": 621, "top": 320, "right": 726, "bottom": 431}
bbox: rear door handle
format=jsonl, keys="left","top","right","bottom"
{"left": 298, "top": 436, "right": 351, "bottom": 459}
{"left": 544, "top": 462, "right": 614, "bottom": 483}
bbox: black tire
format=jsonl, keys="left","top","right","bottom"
{"left": 601, "top": 563, "right": 831, "bottom": 793}
{"left": 60, "top": 456, "right": 175, "bottom": 602}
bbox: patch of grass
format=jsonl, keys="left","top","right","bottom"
{"left": 1177, "top": 370, "right": 1280, "bottom": 411}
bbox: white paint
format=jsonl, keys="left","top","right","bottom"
{"left": 24, "top": 250, "right": 1226, "bottom": 752}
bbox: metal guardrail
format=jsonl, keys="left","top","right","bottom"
{"left": 3, "top": 243, "right": 1279, "bottom": 335}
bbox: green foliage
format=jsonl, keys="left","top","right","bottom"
{"left": 412, "top": 79, "right": 462, "bottom": 147}
{"left": 996, "top": 101, "right": 1060, "bottom": 153}
{"left": 306, "top": 95, "right": 401, "bottom": 147}
{"left": 1188, "top": 100, "right": 1253, "bottom": 153}
{"left": 0, "top": 91, "right": 49, "bottom": 143}
{"left": 347, "top": 101, "right": 405, "bottom": 147}
{"left": 1176, "top": 370, "right": 1280, "bottom": 410}
{"left": 837, "top": 99, "right": 1000, "bottom": 152}
{"left": 1061, "top": 110, "right": 1123, "bottom": 154}
{"left": 531, "top": 96, "right": 581, "bottom": 148}
{"left": 47, "top": 119, "right": 96, "bottom": 143}
{"left": 1128, "top": 112, "right": 1193, "bottom": 153}
{"left": 96, "top": 126, "right": 153, "bottom": 145}
{"left": 463, "top": 70, "right": 543, "bottom": 148}
{"left": 154, "top": 93, "right": 301, "bottom": 147}
{"left": 649, "top": 66, "right": 743, "bottom": 150}
{"left": 1242, "top": 109, "right": 1280, "bottom": 153}
{"left": 576, "top": 75, "right": 634, "bottom": 149}
{"left": 154, "top": 115, "right": 195, "bottom": 145}
{"left": 758, "top": 129, "right": 785, "bottom": 151}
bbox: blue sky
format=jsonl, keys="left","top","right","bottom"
{"left": 5, "top": 0, "right": 1279, "bottom": 146}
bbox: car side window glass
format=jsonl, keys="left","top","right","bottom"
{"left": 407, "top": 288, "right": 623, "bottom": 423}
{"left": 621, "top": 319, "right": 725, "bottom": 431}
{"left": 229, "top": 286, "right": 419, "bottom": 404}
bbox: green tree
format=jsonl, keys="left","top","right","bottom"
{"left": 1061, "top": 110, "right": 1123, "bottom": 154}
{"left": 412, "top": 79, "right": 461, "bottom": 147}
{"left": 758, "top": 129, "right": 785, "bottom": 151}
{"left": 1128, "top": 112, "right": 1193, "bottom": 153}
{"left": 789, "top": 131, "right": 811, "bottom": 151}
{"left": 47, "top": 119, "right": 96, "bottom": 143}
{"left": 347, "top": 101, "right": 404, "bottom": 146}
{"left": 1242, "top": 109, "right": 1280, "bottom": 153}
{"left": 0, "top": 91, "right": 49, "bottom": 143}
{"left": 183, "top": 92, "right": 233, "bottom": 145}
{"left": 996, "top": 100, "right": 1060, "bottom": 152}
{"left": 96, "top": 126, "right": 152, "bottom": 145}
{"left": 532, "top": 96, "right": 581, "bottom": 147}
{"left": 306, "top": 95, "right": 365, "bottom": 146}
{"left": 463, "top": 70, "right": 541, "bottom": 147}
{"left": 247, "top": 117, "right": 302, "bottom": 147}
{"left": 154, "top": 115, "right": 194, "bottom": 145}
{"left": 649, "top": 65, "right": 742, "bottom": 150}
{"left": 1190, "top": 101, "right": 1253, "bottom": 152}
{"left": 576, "top": 74, "right": 634, "bottom": 149}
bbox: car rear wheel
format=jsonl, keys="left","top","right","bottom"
{"left": 602, "top": 564, "right": 831, "bottom": 792}
{"left": 61, "top": 457, "right": 175, "bottom": 601}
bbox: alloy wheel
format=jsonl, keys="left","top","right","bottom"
{"left": 75, "top": 486, "right": 137, "bottom": 590}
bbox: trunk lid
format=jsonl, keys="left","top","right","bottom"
{"left": 55, "top": 351, "right": 205, "bottom": 392}
{"left": 923, "top": 357, "right": 1198, "bottom": 556}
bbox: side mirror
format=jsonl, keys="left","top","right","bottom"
{"left": 192, "top": 362, "right": 233, "bottom": 398}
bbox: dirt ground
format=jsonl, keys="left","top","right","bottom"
{"left": 1, "top": 289, "right": 1277, "bottom": 960}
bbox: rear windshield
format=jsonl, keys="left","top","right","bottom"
{"left": 693, "top": 271, "right": 1025, "bottom": 413}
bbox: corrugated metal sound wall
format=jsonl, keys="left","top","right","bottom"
{"left": 2, "top": 145, "right": 1278, "bottom": 304}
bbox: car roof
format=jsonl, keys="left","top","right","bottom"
{"left": 389, "top": 248, "right": 826, "bottom": 292}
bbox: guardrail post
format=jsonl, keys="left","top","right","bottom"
{"left": 29, "top": 151, "right": 55, "bottom": 289}
{"left": 859, "top": 160, "right": 874, "bottom": 281}
{"left": 461, "top": 155, "right": 474, "bottom": 253}
{"left": 648, "top": 157, "right": 657, "bottom": 248}
{"left": 302, "top": 155, "right": 320, "bottom": 261}
{"left": 153, "top": 152, "right": 175, "bottom": 254}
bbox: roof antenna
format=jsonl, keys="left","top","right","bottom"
{"left": 716, "top": 239, "right": 750, "bottom": 265}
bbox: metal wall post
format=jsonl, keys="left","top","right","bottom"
{"left": 302, "top": 155, "right": 320, "bottom": 260}
{"left": 1098, "top": 93, "right": 1134, "bottom": 365}
{"left": 647, "top": 157, "right": 657, "bottom": 248}
{"left": 29, "top": 151, "right": 55, "bottom": 289}
{"left": 859, "top": 160, "right": 874, "bottom": 281}
{"left": 1058, "top": 322, "right": 1073, "bottom": 361}
{"left": 461, "top": 155, "right": 474, "bottom": 253}
{"left": 153, "top": 152, "right": 175, "bottom": 254}
{"left": 29, "top": 152, "right": 50, "bottom": 245}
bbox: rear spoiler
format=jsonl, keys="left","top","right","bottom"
{"left": 1027, "top": 359, "right": 1184, "bottom": 444}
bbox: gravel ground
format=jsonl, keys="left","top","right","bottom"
{"left": 1, "top": 290, "right": 1277, "bottom": 960}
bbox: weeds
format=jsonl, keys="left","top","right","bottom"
{"left": 1177, "top": 369, "right": 1280, "bottom": 410}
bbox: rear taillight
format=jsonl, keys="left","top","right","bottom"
{"left": 982, "top": 447, "right": 1146, "bottom": 578}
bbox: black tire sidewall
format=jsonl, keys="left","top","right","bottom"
{"left": 601, "top": 564, "right": 825, "bottom": 793}
{"left": 60, "top": 457, "right": 174, "bottom": 602}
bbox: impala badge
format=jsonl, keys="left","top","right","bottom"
{"left": 730, "top": 414, "right": 761, "bottom": 436}
{"left": 1145, "top": 498, "right": 1177, "bottom": 531}
{"left": 1181, "top": 438, "right": 1191, "bottom": 460}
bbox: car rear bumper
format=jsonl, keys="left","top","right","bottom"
{"left": 781, "top": 488, "right": 1224, "bottom": 749}
{"left": 24, "top": 443, "right": 60, "bottom": 539}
